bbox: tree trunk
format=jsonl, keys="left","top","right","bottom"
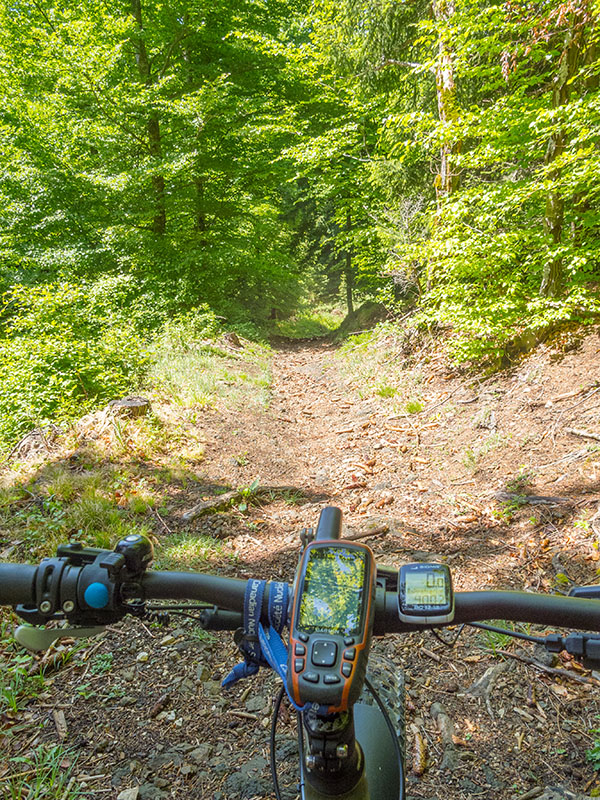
{"left": 541, "top": 12, "right": 585, "bottom": 296}
{"left": 182, "top": 15, "right": 208, "bottom": 246}
{"left": 195, "top": 176, "right": 207, "bottom": 241}
{"left": 432, "top": 0, "right": 460, "bottom": 206}
{"left": 131, "top": 0, "right": 166, "bottom": 235}
{"left": 345, "top": 213, "right": 354, "bottom": 315}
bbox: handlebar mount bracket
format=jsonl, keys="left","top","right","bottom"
{"left": 14, "top": 534, "right": 154, "bottom": 627}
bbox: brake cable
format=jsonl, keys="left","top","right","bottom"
{"left": 430, "top": 625, "right": 466, "bottom": 647}
{"left": 270, "top": 686, "right": 286, "bottom": 800}
{"left": 467, "top": 622, "right": 546, "bottom": 644}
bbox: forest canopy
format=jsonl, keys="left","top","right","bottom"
{"left": 0, "top": 0, "right": 598, "bottom": 449}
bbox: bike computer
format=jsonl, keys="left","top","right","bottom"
{"left": 287, "top": 540, "right": 375, "bottom": 712}
{"left": 397, "top": 563, "right": 454, "bottom": 624}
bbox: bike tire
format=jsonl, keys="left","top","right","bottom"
{"left": 360, "top": 653, "right": 406, "bottom": 756}
{"left": 353, "top": 652, "right": 406, "bottom": 799}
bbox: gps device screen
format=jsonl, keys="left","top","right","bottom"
{"left": 405, "top": 568, "right": 447, "bottom": 606}
{"left": 297, "top": 547, "right": 366, "bottom": 635}
{"left": 297, "top": 548, "right": 366, "bottom": 636}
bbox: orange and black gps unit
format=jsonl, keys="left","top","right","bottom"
{"left": 287, "top": 540, "right": 376, "bottom": 712}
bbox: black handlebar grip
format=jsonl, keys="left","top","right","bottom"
{"left": 315, "top": 506, "right": 342, "bottom": 541}
{"left": 381, "top": 590, "right": 600, "bottom": 633}
{"left": 0, "top": 563, "right": 37, "bottom": 605}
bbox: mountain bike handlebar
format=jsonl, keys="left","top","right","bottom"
{"left": 2, "top": 561, "right": 600, "bottom": 634}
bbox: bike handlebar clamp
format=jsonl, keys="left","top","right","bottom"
{"left": 15, "top": 534, "right": 155, "bottom": 626}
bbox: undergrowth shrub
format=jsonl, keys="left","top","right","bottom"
{"left": 0, "top": 277, "right": 269, "bottom": 453}
{"left": 0, "top": 280, "right": 149, "bottom": 449}
{"left": 156, "top": 304, "right": 221, "bottom": 349}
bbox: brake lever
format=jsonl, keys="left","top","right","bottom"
{"left": 15, "top": 624, "right": 106, "bottom": 652}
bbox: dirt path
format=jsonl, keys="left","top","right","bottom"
{"left": 4, "top": 334, "right": 600, "bottom": 800}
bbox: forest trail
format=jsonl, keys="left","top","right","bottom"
{"left": 195, "top": 332, "right": 600, "bottom": 594}
{"left": 5, "top": 332, "right": 600, "bottom": 800}
{"left": 196, "top": 338, "right": 391, "bottom": 500}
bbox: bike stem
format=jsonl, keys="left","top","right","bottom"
{"left": 301, "top": 707, "right": 365, "bottom": 796}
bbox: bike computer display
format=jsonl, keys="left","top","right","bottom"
{"left": 287, "top": 541, "right": 375, "bottom": 712}
{"left": 397, "top": 563, "right": 454, "bottom": 624}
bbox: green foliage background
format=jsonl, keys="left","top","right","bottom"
{"left": 0, "top": 0, "right": 599, "bottom": 449}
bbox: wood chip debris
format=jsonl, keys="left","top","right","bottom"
{"left": 53, "top": 709, "right": 68, "bottom": 740}
{"left": 149, "top": 692, "right": 171, "bottom": 718}
{"left": 431, "top": 702, "right": 458, "bottom": 770}
{"left": 228, "top": 710, "right": 259, "bottom": 721}
{"left": 182, "top": 489, "right": 242, "bottom": 521}
{"left": 565, "top": 427, "right": 600, "bottom": 442}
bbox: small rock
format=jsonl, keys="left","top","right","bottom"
{"left": 178, "top": 678, "right": 195, "bottom": 694}
{"left": 138, "top": 782, "right": 168, "bottom": 799}
{"left": 117, "top": 788, "right": 139, "bottom": 800}
{"left": 481, "top": 764, "right": 504, "bottom": 789}
{"left": 112, "top": 766, "right": 130, "bottom": 786}
{"left": 122, "top": 669, "right": 136, "bottom": 681}
{"left": 245, "top": 695, "right": 267, "bottom": 713}
{"left": 174, "top": 743, "right": 197, "bottom": 753}
{"left": 94, "top": 738, "right": 110, "bottom": 753}
{"left": 136, "top": 652, "right": 149, "bottom": 663}
{"left": 147, "top": 752, "right": 180, "bottom": 770}
{"left": 440, "top": 681, "right": 459, "bottom": 693}
{"left": 224, "top": 755, "right": 270, "bottom": 798}
{"left": 374, "top": 481, "right": 391, "bottom": 491}
{"left": 189, "top": 744, "right": 213, "bottom": 764}
{"left": 533, "top": 643, "right": 557, "bottom": 667}
{"left": 275, "top": 736, "right": 297, "bottom": 761}
{"left": 119, "top": 696, "right": 137, "bottom": 707}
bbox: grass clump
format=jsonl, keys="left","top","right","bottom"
{"left": 4, "top": 744, "right": 82, "bottom": 799}
{"left": 587, "top": 717, "right": 600, "bottom": 771}
{"left": 154, "top": 532, "right": 231, "bottom": 571}
{"left": 63, "top": 488, "right": 151, "bottom": 548}
{"left": 150, "top": 313, "right": 272, "bottom": 411}
{"left": 405, "top": 399, "right": 424, "bottom": 414}
{"left": 0, "top": 458, "right": 159, "bottom": 560}
{"left": 0, "top": 650, "right": 45, "bottom": 713}
{"left": 337, "top": 321, "right": 429, "bottom": 405}
{"left": 505, "top": 468, "right": 535, "bottom": 496}
{"left": 376, "top": 383, "right": 397, "bottom": 398}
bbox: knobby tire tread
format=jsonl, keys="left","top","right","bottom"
{"left": 360, "top": 653, "right": 406, "bottom": 764}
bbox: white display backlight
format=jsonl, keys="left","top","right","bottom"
{"left": 405, "top": 569, "right": 448, "bottom": 607}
